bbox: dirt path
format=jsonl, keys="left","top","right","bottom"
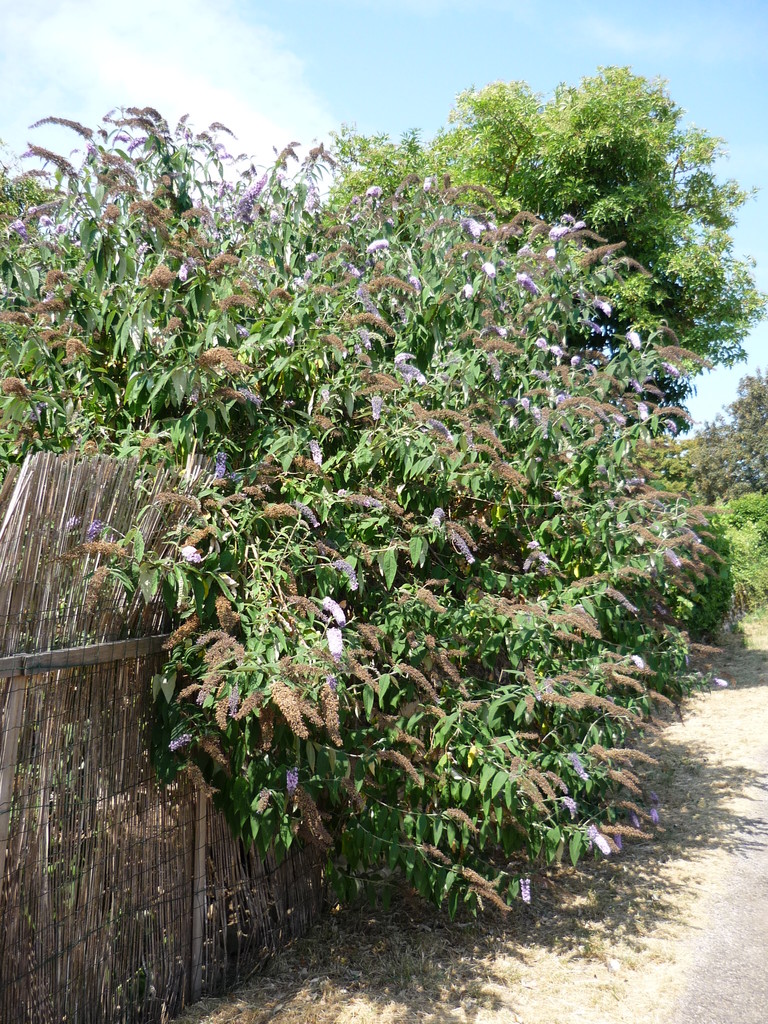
{"left": 669, "top": 621, "right": 768, "bottom": 1024}
{"left": 180, "top": 613, "right": 768, "bottom": 1024}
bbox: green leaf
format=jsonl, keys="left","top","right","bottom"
{"left": 545, "top": 825, "right": 562, "bottom": 862}
{"left": 491, "top": 770, "right": 508, "bottom": 800}
{"left": 138, "top": 565, "right": 158, "bottom": 604}
{"left": 409, "top": 535, "right": 426, "bottom": 568}
{"left": 158, "top": 670, "right": 176, "bottom": 704}
{"left": 479, "top": 763, "right": 495, "bottom": 793}
{"left": 170, "top": 367, "right": 189, "bottom": 406}
{"left": 362, "top": 684, "right": 375, "bottom": 718}
{"left": 378, "top": 674, "right": 391, "bottom": 705}
{"left": 132, "top": 530, "right": 145, "bottom": 565}
{"left": 379, "top": 548, "right": 398, "bottom": 590}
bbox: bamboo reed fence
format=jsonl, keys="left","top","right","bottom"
{"left": 0, "top": 454, "right": 324, "bottom": 1024}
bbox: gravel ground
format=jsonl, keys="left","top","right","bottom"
{"left": 671, "top": 677, "right": 768, "bottom": 1022}
{"left": 674, "top": 787, "right": 768, "bottom": 1024}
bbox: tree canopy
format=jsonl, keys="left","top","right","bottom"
{"left": 332, "top": 68, "right": 765, "bottom": 386}
{"left": 686, "top": 369, "right": 768, "bottom": 502}
{"left": 0, "top": 142, "right": 48, "bottom": 221}
{"left": 0, "top": 110, "right": 721, "bottom": 914}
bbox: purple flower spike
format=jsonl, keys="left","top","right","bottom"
{"left": 294, "top": 501, "right": 320, "bottom": 528}
{"left": 430, "top": 507, "right": 445, "bottom": 529}
{"left": 169, "top": 733, "right": 192, "bottom": 752}
{"left": 481, "top": 261, "right": 496, "bottom": 278}
{"left": 322, "top": 596, "right": 347, "bottom": 627}
{"left": 520, "top": 877, "right": 531, "bottom": 903}
{"left": 427, "top": 418, "right": 454, "bottom": 443}
{"left": 516, "top": 272, "right": 539, "bottom": 296}
{"left": 664, "top": 548, "right": 682, "bottom": 569}
{"left": 460, "top": 217, "right": 484, "bottom": 240}
{"left": 87, "top": 519, "right": 104, "bottom": 541}
{"left": 180, "top": 545, "right": 203, "bottom": 564}
{"left": 627, "top": 331, "right": 642, "bottom": 349}
{"left": 561, "top": 794, "right": 577, "bottom": 819}
{"left": 286, "top": 767, "right": 299, "bottom": 795}
{"left": 334, "top": 558, "right": 359, "bottom": 591}
{"left": 587, "top": 824, "right": 611, "bottom": 856}
{"left": 568, "top": 752, "right": 589, "bottom": 781}
{"left": 238, "top": 387, "right": 262, "bottom": 406}
{"left": 10, "top": 219, "right": 29, "bottom": 241}
{"left": 328, "top": 626, "right": 344, "bottom": 661}
{"left": 450, "top": 531, "right": 475, "bottom": 566}
{"left": 371, "top": 395, "right": 383, "bottom": 421}
{"left": 214, "top": 451, "right": 227, "bottom": 478}
{"left": 366, "top": 238, "right": 389, "bottom": 253}
{"left": 561, "top": 796, "right": 578, "bottom": 818}
{"left": 713, "top": 677, "right": 729, "bottom": 689}
{"left": 650, "top": 807, "right": 660, "bottom": 824}
{"left": 310, "top": 439, "right": 323, "bottom": 466}
{"left": 236, "top": 172, "right": 268, "bottom": 222}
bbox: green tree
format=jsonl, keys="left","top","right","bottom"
{"left": 688, "top": 370, "right": 768, "bottom": 502}
{"left": 332, "top": 68, "right": 765, "bottom": 381}
{"left": 0, "top": 142, "right": 49, "bottom": 221}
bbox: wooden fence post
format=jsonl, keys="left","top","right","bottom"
{"left": 0, "top": 673, "right": 25, "bottom": 883}
{"left": 190, "top": 790, "right": 207, "bottom": 1002}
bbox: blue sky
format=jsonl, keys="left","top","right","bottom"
{"left": 1, "top": 0, "right": 766, "bottom": 427}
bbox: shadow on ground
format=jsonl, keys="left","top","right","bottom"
{"left": 182, "top": 625, "right": 768, "bottom": 1024}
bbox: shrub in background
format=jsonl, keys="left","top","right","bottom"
{"left": 675, "top": 515, "right": 732, "bottom": 639}
{"left": 720, "top": 494, "right": 768, "bottom": 616}
{"left": 1, "top": 110, "right": 716, "bottom": 914}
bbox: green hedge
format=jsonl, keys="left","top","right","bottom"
{"left": 0, "top": 110, "right": 714, "bottom": 913}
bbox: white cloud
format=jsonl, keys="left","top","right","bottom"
{"left": 0, "top": 0, "right": 335, "bottom": 164}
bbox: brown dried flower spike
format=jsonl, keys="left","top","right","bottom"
{"left": 0, "top": 377, "right": 30, "bottom": 399}
{"left": 148, "top": 265, "right": 175, "bottom": 290}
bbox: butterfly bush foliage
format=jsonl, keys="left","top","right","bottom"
{"left": 0, "top": 110, "right": 719, "bottom": 915}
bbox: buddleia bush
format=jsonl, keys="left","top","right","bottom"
{"left": 0, "top": 110, "right": 719, "bottom": 914}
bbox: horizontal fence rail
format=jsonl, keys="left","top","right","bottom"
{"left": 0, "top": 635, "right": 171, "bottom": 678}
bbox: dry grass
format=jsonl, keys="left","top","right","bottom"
{"left": 179, "top": 612, "right": 768, "bottom": 1024}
